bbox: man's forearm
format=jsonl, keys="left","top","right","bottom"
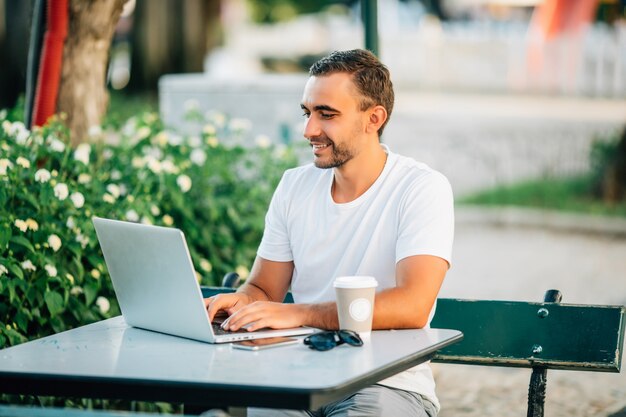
{"left": 298, "top": 302, "right": 340, "bottom": 330}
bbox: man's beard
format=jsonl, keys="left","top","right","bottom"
{"left": 311, "top": 136, "right": 356, "bottom": 169}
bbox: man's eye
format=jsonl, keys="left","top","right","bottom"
{"left": 320, "top": 113, "right": 334, "bottom": 119}
{"left": 302, "top": 112, "right": 311, "bottom": 118}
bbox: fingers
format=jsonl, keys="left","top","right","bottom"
{"left": 223, "top": 302, "right": 300, "bottom": 332}
{"left": 204, "top": 293, "right": 249, "bottom": 323}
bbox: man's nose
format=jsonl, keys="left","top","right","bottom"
{"left": 303, "top": 115, "right": 321, "bottom": 139}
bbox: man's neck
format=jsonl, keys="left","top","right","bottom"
{"left": 331, "top": 142, "right": 387, "bottom": 204}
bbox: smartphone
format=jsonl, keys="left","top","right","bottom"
{"left": 232, "top": 336, "right": 299, "bottom": 351}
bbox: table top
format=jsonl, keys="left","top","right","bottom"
{"left": 0, "top": 317, "right": 462, "bottom": 409}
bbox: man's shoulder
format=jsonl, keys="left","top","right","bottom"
{"left": 389, "top": 153, "right": 451, "bottom": 190}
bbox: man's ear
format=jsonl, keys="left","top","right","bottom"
{"left": 366, "top": 105, "right": 388, "bottom": 134}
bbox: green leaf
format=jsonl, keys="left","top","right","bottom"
{"left": 84, "top": 282, "right": 99, "bottom": 306}
{"left": 22, "top": 192, "right": 40, "bottom": 211}
{"left": 0, "top": 224, "right": 11, "bottom": 250}
{"left": 44, "top": 291, "right": 65, "bottom": 316}
{"left": 9, "top": 236, "right": 35, "bottom": 253}
{"left": 7, "top": 263, "right": 24, "bottom": 280}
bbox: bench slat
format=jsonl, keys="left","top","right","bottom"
{"left": 431, "top": 298, "right": 625, "bottom": 372}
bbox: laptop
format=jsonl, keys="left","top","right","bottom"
{"left": 92, "top": 217, "right": 315, "bottom": 344}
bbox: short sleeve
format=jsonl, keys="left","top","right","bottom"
{"left": 395, "top": 172, "right": 454, "bottom": 266}
{"left": 257, "top": 172, "right": 294, "bottom": 262}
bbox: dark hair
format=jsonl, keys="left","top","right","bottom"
{"left": 309, "top": 49, "right": 394, "bottom": 137}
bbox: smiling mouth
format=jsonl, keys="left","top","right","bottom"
{"left": 312, "top": 143, "right": 330, "bottom": 151}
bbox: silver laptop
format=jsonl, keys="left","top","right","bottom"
{"left": 92, "top": 217, "right": 315, "bottom": 344}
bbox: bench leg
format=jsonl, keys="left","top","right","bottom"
{"left": 527, "top": 366, "right": 547, "bottom": 417}
{"left": 527, "top": 289, "right": 562, "bottom": 417}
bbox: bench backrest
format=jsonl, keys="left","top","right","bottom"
{"left": 431, "top": 298, "right": 625, "bottom": 372}
{"left": 201, "top": 287, "right": 625, "bottom": 372}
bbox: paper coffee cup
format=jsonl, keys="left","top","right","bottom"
{"left": 334, "top": 276, "right": 378, "bottom": 337}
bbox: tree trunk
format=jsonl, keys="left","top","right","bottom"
{"left": 57, "top": 0, "right": 127, "bottom": 145}
{"left": 128, "top": 0, "right": 222, "bottom": 92}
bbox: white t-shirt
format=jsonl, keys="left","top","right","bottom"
{"left": 257, "top": 145, "right": 454, "bottom": 411}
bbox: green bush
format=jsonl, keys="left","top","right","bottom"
{"left": 0, "top": 108, "right": 298, "bottom": 348}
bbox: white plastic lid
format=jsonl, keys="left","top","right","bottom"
{"left": 333, "top": 276, "right": 378, "bottom": 289}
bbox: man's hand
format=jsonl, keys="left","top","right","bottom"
{"left": 204, "top": 292, "right": 254, "bottom": 323}
{"left": 219, "top": 302, "right": 307, "bottom": 332}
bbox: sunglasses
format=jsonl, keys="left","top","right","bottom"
{"left": 303, "top": 330, "right": 364, "bottom": 351}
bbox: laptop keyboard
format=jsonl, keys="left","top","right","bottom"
{"left": 211, "top": 323, "right": 250, "bottom": 336}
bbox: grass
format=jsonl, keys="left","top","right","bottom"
{"left": 458, "top": 175, "right": 626, "bottom": 218}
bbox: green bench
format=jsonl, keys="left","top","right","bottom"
{"left": 203, "top": 280, "right": 625, "bottom": 417}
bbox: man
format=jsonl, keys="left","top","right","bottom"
{"left": 205, "top": 49, "right": 454, "bottom": 417}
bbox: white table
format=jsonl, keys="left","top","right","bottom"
{"left": 0, "top": 317, "right": 462, "bottom": 410}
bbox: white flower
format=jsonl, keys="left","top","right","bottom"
{"left": 53, "top": 183, "right": 69, "bottom": 200}
{"left": 70, "top": 286, "right": 83, "bottom": 295}
{"left": 131, "top": 156, "right": 145, "bottom": 168}
{"left": 199, "top": 259, "right": 213, "bottom": 272}
{"left": 0, "top": 265, "right": 8, "bottom": 277}
{"left": 140, "top": 216, "right": 152, "bottom": 225}
{"left": 48, "top": 135, "right": 66, "bottom": 152}
{"left": 44, "top": 264, "right": 57, "bottom": 277}
{"left": 161, "top": 159, "right": 178, "bottom": 174}
{"left": 188, "top": 135, "right": 202, "bottom": 148}
{"left": 229, "top": 118, "right": 252, "bottom": 133}
{"left": 177, "top": 175, "right": 192, "bottom": 193}
{"left": 190, "top": 149, "right": 206, "bottom": 166}
{"left": 135, "top": 126, "right": 151, "bottom": 141}
{"left": 208, "top": 112, "right": 226, "bottom": 128}
{"left": 77, "top": 173, "right": 91, "bottom": 184}
{"left": 102, "top": 193, "right": 116, "bottom": 204}
{"left": 96, "top": 296, "right": 110, "bottom": 314}
{"left": 70, "top": 192, "right": 85, "bottom": 208}
{"left": 88, "top": 125, "right": 102, "bottom": 137}
{"left": 91, "top": 269, "right": 101, "bottom": 279}
{"left": 76, "top": 233, "right": 89, "bottom": 248}
{"left": 66, "top": 217, "right": 76, "bottom": 230}
{"left": 207, "top": 137, "right": 219, "bottom": 148}
{"left": 154, "top": 131, "right": 168, "bottom": 147}
{"left": 125, "top": 209, "right": 139, "bottom": 222}
{"left": 167, "top": 134, "right": 183, "bottom": 146}
{"left": 21, "top": 260, "right": 37, "bottom": 272}
{"left": 162, "top": 215, "right": 174, "bottom": 226}
{"left": 74, "top": 143, "right": 91, "bottom": 165}
{"left": 35, "top": 168, "right": 51, "bottom": 183}
{"left": 12, "top": 122, "right": 30, "bottom": 144}
{"left": 146, "top": 158, "right": 162, "bottom": 174}
{"left": 235, "top": 265, "right": 250, "bottom": 279}
{"left": 150, "top": 205, "right": 161, "bottom": 216}
{"left": 16, "top": 157, "right": 31, "bottom": 169}
{"left": 48, "top": 234, "right": 62, "bottom": 252}
{"left": 255, "top": 135, "right": 272, "bottom": 149}
{"left": 110, "top": 170, "right": 122, "bottom": 180}
{"left": 202, "top": 124, "right": 216, "bottom": 136}
{"left": 25, "top": 218, "right": 39, "bottom": 231}
{"left": 102, "top": 149, "right": 113, "bottom": 160}
{"left": 0, "top": 159, "right": 13, "bottom": 176}
{"left": 14, "top": 219, "right": 28, "bottom": 233}
{"left": 106, "top": 184, "right": 121, "bottom": 198}
{"left": 1, "top": 120, "right": 11, "bottom": 135}
{"left": 66, "top": 273, "right": 75, "bottom": 284}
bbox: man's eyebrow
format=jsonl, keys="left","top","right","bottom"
{"left": 300, "top": 104, "right": 341, "bottom": 113}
